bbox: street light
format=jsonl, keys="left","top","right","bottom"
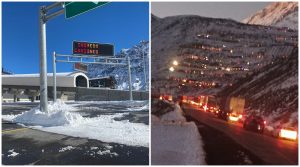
{"left": 173, "top": 60, "right": 178, "bottom": 66}
{"left": 169, "top": 66, "right": 175, "bottom": 72}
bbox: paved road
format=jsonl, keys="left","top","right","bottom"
{"left": 183, "top": 105, "right": 298, "bottom": 165}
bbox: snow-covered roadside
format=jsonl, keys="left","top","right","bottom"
{"left": 151, "top": 103, "right": 206, "bottom": 165}
{"left": 2, "top": 100, "right": 149, "bottom": 147}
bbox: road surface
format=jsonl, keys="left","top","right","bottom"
{"left": 182, "top": 104, "right": 298, "bottom": 165}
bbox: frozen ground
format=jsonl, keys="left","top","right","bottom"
{"left": 151, "top": 103, "right": 206, "bottom": 165}
{"left": 2, "top": 100, "right": 149, "bottom": 165}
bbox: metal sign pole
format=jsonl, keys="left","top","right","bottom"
{"left": 127, "top": 57, "right": 133, "bottom": 101}
{"left": 39, "top": 6, "right": 48, "bottom": 112}
{"left": 53, "top": 51, "right": 57, "bottom": 102}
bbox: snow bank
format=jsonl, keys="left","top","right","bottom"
{"left": 3, "top": 100, "right": 149, "bottom": 147}
{"left": 11, "top": 100, "right": 82, "bottom": 127}
{"left": 38, "top": 113, "right": 149, "bottom": 147}
{"left": 151, "top": 105, "right": 206, "bottom": 165}
{"left": 161, "top": 104, "right": 186, "bottom": 122}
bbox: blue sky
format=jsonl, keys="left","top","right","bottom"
{"left": 2, "top": 2, "right": 149, "bottom": 74}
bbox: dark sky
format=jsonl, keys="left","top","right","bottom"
{"left": 152, "top": 2, "right": 271, "bottom": 21}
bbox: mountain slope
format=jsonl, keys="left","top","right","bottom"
{"left": 219, "top": 48, "right": 298, "bottom": 128}
{"left": 243, "top": 2, "right": 298, "bottom": 30}
{"left": 88, "top": 41, "right": 149, "bottom": 90}
{"left": 151, "top": 14, "right": 297, "bottom": 96}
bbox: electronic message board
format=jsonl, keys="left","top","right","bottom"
{"left": 73, "top": 41, "right": 114, "bottom": 56}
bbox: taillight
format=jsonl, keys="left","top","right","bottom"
{"left": 263, "top": 121, "right": 266, "bottom": 124}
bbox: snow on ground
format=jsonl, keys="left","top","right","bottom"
{"left": 58, "top": 146, "right": 76, "bottom": 153}
{"left": 10, "top": 100, "right": 81, "bottom": 127}
{"left": 151, "top": 104, "right": 206, "bottom": 165}
{"left": 86, "top": 144, "right": 118, "bottom": 157}
{"left": 2, "top": 100, "right": 149, "bottom": 147}
{"left": 7, "top": 149, "right": 19, "bottom": 157}
{"left": 160, "top": 104, "right": 186, "bottom": 122}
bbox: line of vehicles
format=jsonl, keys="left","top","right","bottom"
{"left": 157, "top": 94, "right": 297, "bottom": 141}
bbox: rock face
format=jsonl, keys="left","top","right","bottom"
{"left": 243, "top": 2, "right": 298, "bottom": 30}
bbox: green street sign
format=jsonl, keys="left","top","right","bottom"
{"left": 64, "top": 2, "right": 109, "bottom": 19}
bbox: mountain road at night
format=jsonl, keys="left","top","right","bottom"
{"left": 182, "top": 104, "right": 298, "bottom": 165}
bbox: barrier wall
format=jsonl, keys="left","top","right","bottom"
{"left": 75, "top": 87, "right": 149, "bottom": 101}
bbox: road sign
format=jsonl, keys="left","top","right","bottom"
{"left": 64, "top": 2, "right": 109, "bottom": 19}
{"left": 74, "top": 63, "right": 88, "bottom": 73}
{"left": 73, "top": 41, "right": 114, "bottom": 56}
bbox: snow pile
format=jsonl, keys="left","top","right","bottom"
{"left": 11, "top": 100, "right": 83, "bottom": 127}
{"left": 160, "top": 104, "right": 186, "bottom": 122}
{"left": 151, "top": 105, "right": 206, "bottom": 165}
{"left": 3, "top": 101, "right": 149, "bottom": 147}
{"left": 7, "top": 149, "right": 19, "bottom": 157}
{"left": 37, "top": 113, "right": 149, "bottom": 147}
{"left": 58, "top": 146, "right": 75, "bottom": 152}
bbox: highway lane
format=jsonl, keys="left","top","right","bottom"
{"left": 182, "top": 105, "right": 298, "bottom": 165}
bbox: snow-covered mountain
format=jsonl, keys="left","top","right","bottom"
{"left": 88, "top": 41, "right": 149, "bottom": 90}
{"left": 219, "top": 48, "right": 298, "bottom": 129}
{"left": 152, "top": 12, "right": 298, "bottom": 131}
{"left": 243, "top": 2, "right": 298, "bottom": 30}
{"left": 151, "top": 14, "right": 297, "bottom": 95}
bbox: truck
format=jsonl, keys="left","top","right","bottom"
{"left": 226, "top": 97, "right": 245, "bottom": 122}
{"left": 193, "top": 95, "right": 220, "bottom": 113}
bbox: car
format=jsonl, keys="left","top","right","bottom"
{"left": 243, "top": 115, "right": 266, "bottom": 133}
{"left": 217, "top": 110, "right": 229, "bottom": 121}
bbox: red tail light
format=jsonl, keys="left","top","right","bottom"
{"left": 264, "top": 121, "right": 266, "bottom": 124}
